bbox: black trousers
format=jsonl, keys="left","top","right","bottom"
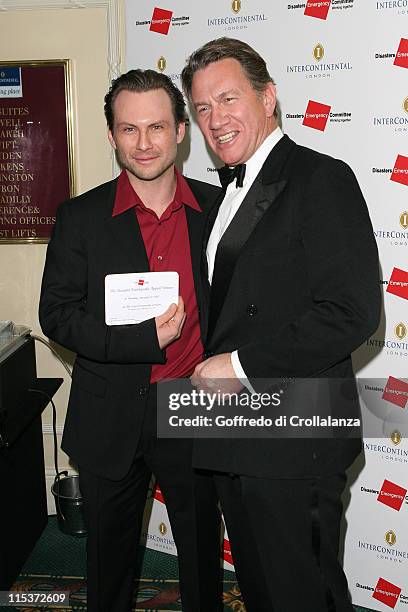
{"left": 207, "top": 470, "right": 354, "bottom": 612}
{"left": 78, "top": 388, "right": 222, "bottom": 612}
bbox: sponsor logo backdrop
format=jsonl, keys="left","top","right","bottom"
{"left": 125, "top": 0, "right": 407, "bottom": 605}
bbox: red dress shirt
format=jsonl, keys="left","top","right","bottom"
{"left": 112, "top": 169, "right": 204, "bottom": 382}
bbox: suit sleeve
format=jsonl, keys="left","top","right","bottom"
{"left": 237, "top": 157, "right": 381, "bottom": 389}
{"left": 39, "top": 199, "right": 165, "bottom": 364}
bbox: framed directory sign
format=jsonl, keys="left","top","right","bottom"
{"left": 0, "top": 60, "right": 75, "bottom": 243}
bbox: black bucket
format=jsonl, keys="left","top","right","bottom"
{"left": 51, "top": 471, "right": 87, "bottom": 537}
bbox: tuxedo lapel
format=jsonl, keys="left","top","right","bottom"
{"left": 185, "top": 205, "right": 208, "bottom": 336}
{"left": 207, "top": 134, "right": 296, "bottom": 342}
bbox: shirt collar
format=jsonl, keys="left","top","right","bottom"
{"left": 112, "top": 168, "right": 201, "bottom": 217}
{"left": 242, "top": 126, "right": 284, "bottom": 188}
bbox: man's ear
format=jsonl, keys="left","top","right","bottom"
{"left": 176, "top": 121, "right": 186, "bottom": 145}
{"left": 108, "top": 129, "right": 117, "bottom": 150}
{"left": 263, "top": 82, "right": 277, "bottom": 118}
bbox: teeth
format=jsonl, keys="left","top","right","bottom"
{"left": 217, "top": 131, "right": 236, "bottom": 143}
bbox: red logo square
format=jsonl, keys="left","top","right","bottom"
{"left": 153, "top": 484, "right": 165, "bottom": 504}
{"left": 391, "top": 154, "right": 408, "bottom": 187}
{"left": 394, "top": 37, "right": 408, "bottom": 69}
{"left": 138, "top": 279, "right": 145, "bottom": 286}
{"left": 150, "top": 7, "right": 173, "bottom": 35}
{"left": 386, "top": 267, "right": 408, "bottom": 301}
{"left": 302, "top": 100, "right": 331, "bottom": 131}
{"left": 382, "top": 376, "right": 408, "bottom": 409}
{"left": 223, "top": 538, "right": 234, "bottom": 565}
{"left": 373, "top": 577, "right": 401, "bottom": 609}
{"left": 304, "top": 0, "right": 331, "bottom": 19}
{"left": 377, "top": 479, "right": 407, "bottom": 511}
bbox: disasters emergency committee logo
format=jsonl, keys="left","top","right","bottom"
{"left": 304, "top": 0, "right": 331, "bottom": 19}
{"left": 391, "top": 154, "right": 408, "bottom": 187}
{"left": 377, "top": 479, "right": 407, "bottom": 511}
{"left": 135, "top": 7, "right": 190, "bottom": 35}
{"left": 394, "top": 38, "right": 408, "bottom": 69}
{"left": 382, "top": 375, "right": 408, "bottom": 409}
{"left": 387, "top": 267, "right": 408, "bottom": 300}
{"left": 373, "top": 577, "right": 402, "bottom": 609}
{"left": 302, "top": 100, "right": 331, "bottom": 131}
{"left": 149, "top": 7, "right": 173, "bottom": 34}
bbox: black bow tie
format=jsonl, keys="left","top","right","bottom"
{"left": 217, "top": 164, "right": 246, "bottom": 190}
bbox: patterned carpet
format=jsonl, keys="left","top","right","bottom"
{"left": 6, "top": 516, "right": 376, "bottom": 611}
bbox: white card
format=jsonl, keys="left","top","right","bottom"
{"left": 105, "top": 271, "right": 179, "bottom": 326}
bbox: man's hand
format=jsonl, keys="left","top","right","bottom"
{"left": 155, "top": 297, "right": 186, "bottom": 349}
{"left": 191, "top": 353, "right": 244, "bottom": 394}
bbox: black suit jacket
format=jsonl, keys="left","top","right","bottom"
{"left": 194, "top": 135, "right": 381, "bottom": 478}
{"left": 39, "top": 176, "right": 220, "bottom": 480}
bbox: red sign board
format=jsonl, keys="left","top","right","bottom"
{"left": 0, "top": 62, "right": 73, "bottom": 242}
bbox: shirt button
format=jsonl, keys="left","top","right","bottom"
{"left": 246, "top": 304, "right": 258, "bottom": 317}
{"left": 139, "top": 386, "right": 148, "bottom": 397}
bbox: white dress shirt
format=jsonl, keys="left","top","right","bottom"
{"left": 206, "top": 127, "right": 284, "bottom": 389}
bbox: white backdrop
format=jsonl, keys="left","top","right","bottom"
{"left": 125, "top": 1, "right": 408, "bottom": 608}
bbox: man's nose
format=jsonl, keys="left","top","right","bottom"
{"left": 209, "top": 104, "right": 228, "bottom": 130}
{"left": 136, "top": 130, "right": 152, "bottom": 150}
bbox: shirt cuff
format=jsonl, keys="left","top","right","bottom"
{"left": 231, "top": 350, "right": 256, "bottom": 394}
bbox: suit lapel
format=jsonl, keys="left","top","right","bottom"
{"left": 207, "top": 134, "right": 296, "bottom": 342}
{"left": 105, "top": 180, "right": 150, "bottom": 272}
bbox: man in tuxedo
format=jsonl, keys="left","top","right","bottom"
{"left": 181, "top": 38, "right": 380, "bottom": 612}
{"left": 39, "top": 69, "right": 222, "bottom": 612}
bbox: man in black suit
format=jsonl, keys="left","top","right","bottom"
{"left": 39, "top": 70, "right": 222, "bottom": 612}
{"left": 182, "top": 38, "right": 380, "bottom": 612}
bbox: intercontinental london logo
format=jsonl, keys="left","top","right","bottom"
{"left": 287, "top": 43, "right": 352, "bottom": 79}
{"left": 373, "top": 97, "right": 408, "bottom": 132}
{"left": 393, "top": 321, "right": 407, "bottom": 342}
{"left": 365, "top": 319, "right": 408, "bottom": 358}
{"left": 391, "top": 430, "right": 402, "bottom": 445}
{"left": 313, "top": 43, "right": 324, "bottom": 61}
{"left": 385, "top": 530, "right": 397, "bottom": 546}
{"left": 357, "top": 530, "right": 408, "bottom": 567}
{"left": 376, "top": 0, "right": 408, "bottom": 13}
{"left": 374, "top": 213, "right": 408, "bottom": 248}
{"left": 207, "top": 1, "right": 267, "bottom": 32}
{"left": 159, "top": 522, "right": 167, "bottom": 535}
{"left": 154, "top": 57, "right": 181, "bottom": 83}
{"left": 395, "top": 322, "right": 407, "bottom": 340}
{"left": 157, "top": 56, "right": 166, "bottom": 72}
{"left": 364, "top": 430, "right": 407, "bottom": 464}
{"left": 231, "top": 0, "right": 241, "bottom": 13}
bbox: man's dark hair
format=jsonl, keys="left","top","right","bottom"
{"left": 181, "top": 37, "right": 277, "bottom": 117}
{"left": 104, "top": 69, "right": 187, "bottom": 131}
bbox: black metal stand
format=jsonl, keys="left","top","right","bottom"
{"left": 0, "top": 336, "right": 62, "bottom": 589}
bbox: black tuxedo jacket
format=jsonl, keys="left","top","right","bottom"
{"left": 39, "top": 176, "right": 220, "bottom": 480}
{"left": 195, "top": 135, "right": 381, "bottom": 478}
